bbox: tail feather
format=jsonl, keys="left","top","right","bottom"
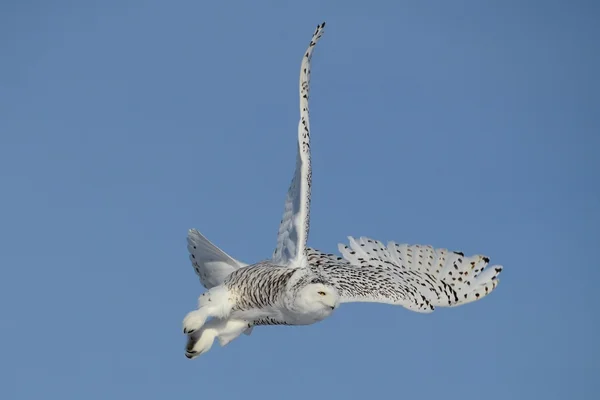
{"left": 187, "top": 229, "right": 247, "bottom": 289}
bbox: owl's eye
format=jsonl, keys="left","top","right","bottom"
{"left": 318, "top": 291, "right": 326, "bottom": 296}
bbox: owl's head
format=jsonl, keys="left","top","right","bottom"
{"left": 294, "top": 279, "right": 340, "bottom": 316}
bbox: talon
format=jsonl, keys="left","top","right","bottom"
{"left": 186, "top": 337, "right": 197, "bottom": 351}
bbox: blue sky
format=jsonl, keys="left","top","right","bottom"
{"left": 1, "top": 1, "right": 598, "bottom": 399}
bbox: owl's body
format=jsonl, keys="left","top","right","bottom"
{"left": 224, "top": 263, "right": 337, "bottom": 327}
{"left": 182, "top": 22, "right": 504, "bottom": 358}
{"left": 183, "top": 261, "right": 338, "bottom": 355}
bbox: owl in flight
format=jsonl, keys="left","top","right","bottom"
{"left": 182, "top": 22, "right": 503, "bottom": 358}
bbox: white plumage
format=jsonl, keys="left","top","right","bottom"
{"left": 182, "top": 22, "right": 503, "bottom": 358}
{"left": 188, "top": 229, "right": 247, "bottom": 289}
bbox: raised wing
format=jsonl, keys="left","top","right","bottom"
{"left": 272, "top": 22, "right": 326, "bottom": 267}
{"left": 307, "top": 236, "right": 502, "bottom": 313}
{"left": 187, "top": 229, "right": 248, "bottom": 289}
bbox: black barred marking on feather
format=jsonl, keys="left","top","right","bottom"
{"left": 225, "top": 263, "right": 296, "bottom": 313}
{"left": 252, "top": 317, "right": 292, "bottom": 326}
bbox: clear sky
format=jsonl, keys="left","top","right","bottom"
{"left": 1, "top": 1, "right": 598, "bottom": 399}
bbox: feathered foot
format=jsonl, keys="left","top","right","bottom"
{"left": 185, "top": 318, "right": 251, "bottom": 359}
{"left": 182, "top": 309, "right": 209, "bottom": 335}
{"left": 185, "top": 323, "right": 219, "bottom": 359}
{"left": 182, "top": 286, "right": 233, "bottom": 334}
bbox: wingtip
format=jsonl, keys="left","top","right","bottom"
{"left": 312, "top": 21, "right": 326, "bottom": 39}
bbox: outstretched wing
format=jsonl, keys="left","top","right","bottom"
{"left": 272, "top": 22, "right": 326, "bottom": 267}
{"left": 307, "top": 236, "right": 503, "bottom": 313}
{"left": 187, "top": 229, "right": 248, "bottom": 289}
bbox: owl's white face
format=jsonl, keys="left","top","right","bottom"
{"left": 294, "top": 283, "right": 340, "bottom": 319}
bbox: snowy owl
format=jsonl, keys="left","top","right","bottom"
{"left": 182, "top": 22, "right": 503, "bottom": 359}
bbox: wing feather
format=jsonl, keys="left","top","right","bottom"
{"left": 307, "top": 236, "right": 502, "bottom": 313}
{"left": 272, "top": 22, "right": 326, "bottom": 266}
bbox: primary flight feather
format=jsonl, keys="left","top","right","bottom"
{"left": 182, "top": 22, "right": 503, "bottom": 358}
